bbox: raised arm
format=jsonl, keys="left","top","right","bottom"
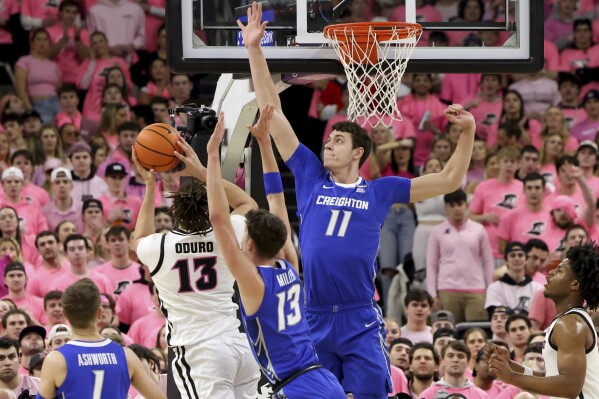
{"left": 410, "top": 104, "right": 475, "bottom": 203}
{"left": 248, "top": 104, "right": 299, "bottom": 272}
{"left": 130, "top": 148, "right": 157, "bottom": 252}
{"left": 237, "top": 1, "right": 299, "bottom": 161}
{"left": 207, "top": 113, "right": 265, "bottom": 314}
{"left": 172, "top": 136, "right": 258, "bottom": 216}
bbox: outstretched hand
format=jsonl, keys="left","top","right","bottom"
{"left": 443, "top": 104, "right": 475, "bottom": 130}
{"left": 171, "top": 135, "right": 206, "bottom": 180}
{"left": 131, "top": 147, "right": 156, "bottom": 184}
{"left": 207, "top": 112, "right": 226, "bottom": 157}
{"left": 248, "top": 104, "right": 275, "bottom": 141}
{"left": 236, "top": 1, "right": 268, "bottom": 48}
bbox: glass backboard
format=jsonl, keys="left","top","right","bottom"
{"left": 166, "top": 0, "right": 544, "bottom": 74}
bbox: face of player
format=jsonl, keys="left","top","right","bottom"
{"left": 323, "top": 131, "right": 363, "bottom": 171}
{"left": 524, "top": 351, "right": 545, "bottom": 373}
{"left": 389, "top": 343, "right": 411, "bottom": 371}
{"left": 524, "top": 179, "right": 544, "bottom": 206}
{"left": 385, "top": 321, "right": 400, "bottom": 347}
{"left": 465, "top": 331, "right": 486, "bottom": 358}
{"left": 66, "top": 239, "right": 88, "bottom": 267}
{"left": 5, "top": 271, "right": 26, "bottom": 292}
{"left": 507, "top": 320, "right": 531, "bottom": 348}
{"left": 71, "top": 151, "right": 92, "bottom": 175}
{"left": 498, "top": 156, "right": 518, "bottom": 178}
{"left": 474, "top": 356, "right": 495, "bottom": 380}
{"left": 1, "top": 177, "right": 23, "bottom": 199}
{"left": 0, "top": 208, "right": 18, "bottom": 235}
{"left": 526, "top": 247, "right": 548, "bottom": 276}
{"left": 566, "top": 228, "right": 588, "bottom": 248}
{"left": 410, "top": 348, "right": 437, "bottom": 380}
{"left": 445, "top": 201, "right": 467, "bottom": 225}
{"left": 108, "top": 232, "right": 129, "bottom": 258}
{"left": 45, "top": 299, "right": 65, "bottom": 325}
{"left": 520, "top": 151, "right": 540, "bottom": 175}
{"left": 545, "top": 258, "right": 576, "bottom": 301}
{"left": 506, "top": 250, "right": 526, "bottom": 274}
{"left": 0, "top": 347, "right": 18, "bottom": 380}
{"left": 20, "top": 333, "right": 44, "bottom": 356}
{"left": 5, "top": 315, "right": 27, "bottom": 340}
{"left": 434, "top": 336, "right": 455, "bottom": 357}
{"left": 443, "top": 348, "right": 468, "bottom": 378}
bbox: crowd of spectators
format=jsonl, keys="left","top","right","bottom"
{"left": 0, "top": 0, "right": 594, "bottom": 397}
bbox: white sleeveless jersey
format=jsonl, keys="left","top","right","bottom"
{"left": 136, "top": 215, "right": 246, "bottom": 347}
{"left": 543, "top": 307, "right": 599, "bottom": 399}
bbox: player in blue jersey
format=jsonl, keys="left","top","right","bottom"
{"left": 207, "top": 106, "right": 346, "bottom": 399}
{"left": 36, "top": 278, "right": 165, "bottom": 399}
{"left": 238, "top": 3, "right": 477, "bottom": 398}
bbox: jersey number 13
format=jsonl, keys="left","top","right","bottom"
{"left": 172, "top": 257, "right": 218, "bottom": 293}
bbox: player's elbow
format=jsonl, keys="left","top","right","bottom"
{"left": 209, "top": 211, "right": 224, "bottom": 227}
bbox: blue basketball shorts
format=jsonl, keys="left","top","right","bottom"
{"left": 273, "top": 367, "right": 346, "bottom": 399}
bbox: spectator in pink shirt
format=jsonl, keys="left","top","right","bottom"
{"left": 99, "top": 162, "right": 141, "bottom": 231}
{"left": 138, "top": 59, "right": 170, "bottom": 105}
{"left": 401, "top": 289, "right": 434, "bottom": 344}
{"left": 390, "top": 338, "right": 413, "bottom": 373}
{"left": 550, "top": 156, "right": 595, "bottom": 224}
{"left": 509, "top": 73, "right": 561, "bottom": 121}
{"left": 515, "top": 146, "right": 541, "bottom": 182}
{"left": 420, "top": 341, "right": 489, "bottom": 399}
{"left": 127, "top": 282, "right": 165, "bottom": 347}
{"left": 10, "top": 150, "right": 50, "bottom": 209}
{"left": 96, "top": 121, "right": 138, "bottom": 178}
{"left": 42, "top": 290, "right": 66, "bottom": 330}
{"left": 504, "top": 314, "right": 532, "bottom": 363}
{"left": 1, "top": 309, "right": 31, "bottom": 341}
{"left": 470, "top": 146, "right": 524, "bottom": 261}
{"left": 0, "top": 337, "right": 40, "bottom": 396}
{"left": 49, "top": 233, "right": 112, "bottom": 293}
{"left": 2, "top": 262, "right": 44, "bottom": 323}
{"left": 462, "top": 74, "right": 503, "bottom": 143}
{"left": 96, "top": 226, "right": 141, "bottom": 296}
{"left": 53, "top": 84, "right": 82, "bottom": 131}
{"left": 558, "top": 19, "right": 599, "bottom": 76}
{"left": 117, "top": 264, "right": 153, "bottom": 332}
{"left": 441, "top": 74, "right": 481, "bottom": 106}
{"left": 498, "top": 91, "right": 542, "bottom": 150}
{"left": 17, "top": 325, "right": 45, "bottom": 375}
{"left": 14, "top": 29, "right": 62, "bottom": 123}
{"left": 69, "top": 142, "right": 109, "bottom": 201}
{"left": 570, "top": 89, "right": 599, "bottom": 142}
{"left": 0, "top": 230, "right": 37, "bottom": 274}
{"left": 427, "top": 189, "right": 494, "bottom": 323}
{"left": 46, "top": 1, "right": 91, "bottom": 85}
{"left": 20, "top": 0, "right": 59, "bottom": 31}
{"left": 576, "top": 140, "right": 599, "bottom": 193}
{"left": 27, "top": 232, "right": 68, "bottom": 297}
{"left": 557, "top": 73, "right": 586, "bottom": 129}
{"left": 544, "top": 0, "right": 577, "bottom": 51}
{"left": 81, "top": 199, "right": 106, "bottom": 244}
{"left": 137, "top": 0, "right": 164, "bottom": 53}
{"left": 41, "top": 168, "right": 83, "bottom": 233}
{"left": 31, "top": 126, "right": 67, "bottom": 187}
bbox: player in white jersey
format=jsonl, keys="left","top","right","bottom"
{"left": 131, "top": 136, "right": 260, "bottom": 399}
{"left": 485, "top": 242, "right": 599, "bottom": 399}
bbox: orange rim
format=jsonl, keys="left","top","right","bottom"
{"left": 323, "top": 22, "right": 422, "bottom": 43}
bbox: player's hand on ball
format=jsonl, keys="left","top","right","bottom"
{"left": 443, "top": 104, "right": 475, "bottom": 129}
{"left": 131, "top": 147, "right": 156, "bottom": 184}
{"left": 207, "top": 111, "right": 226, "bottom": 157}
{"left": 247, "top": 104, "right": 274, "bottom": 142}
{"left": 172, "top": 136, "right": 207, "bottom": 179}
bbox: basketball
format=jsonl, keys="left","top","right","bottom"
{"left": 134, "top": 123, "right": 181, "bottom": 172}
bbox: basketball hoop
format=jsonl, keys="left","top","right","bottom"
{"left": 323, "top": 22, "right": 422, "bottom": 128}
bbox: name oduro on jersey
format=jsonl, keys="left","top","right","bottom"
{"left": 175, "top": 242, "right": 214, "bottom": 253}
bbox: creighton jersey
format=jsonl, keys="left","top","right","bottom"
{"left": 136, "top": 215, "right": 246, "bottom": 346}
{"left": 241, "top": 259, "right": 319, "bottom": 385}
{"left": 286, "top": 144, "right": 411, "bottom": 306}
{"left": 56, "top": 339, "right": 130, "bottom": 398}
{"left": 543, "top": 307, "right": 599, "bottom": 399}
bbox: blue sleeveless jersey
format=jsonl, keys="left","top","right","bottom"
{"left": 240, "top": 259, "right": 319, "bottom": 385}
{"left": 56, "top": 339, "right": 130, "bottom": 399}
{"left": 286, "top": 144, "right": 411, "bottom": 306}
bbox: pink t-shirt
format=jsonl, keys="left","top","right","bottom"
{"left": 141, "top": 81, "right": 170, "bottom": 99}
{"left": 54, "top": 110, "right": 82, "bottom": 130}
{"left": 469, "top": 178, "right": 524, "bottom": 258}
{"left": 3, "top": 293, "right": 45, "bottom": 323}
{"left": 46, "top": 24, "right": 91, "bottom": 84}
{"left": 143, "top": 0, "right": 165, "bottom": 52}
{"left": 509, "top": 78, "right": 561, "bottom": 117}
{"left": 0, "top": 199, "right": 49, "bottom": 236}
{"left": 98, "top": 193, "right": 142, "bottom": 231}
{"left": 544, "top": 40, "right": 560, "bottom": 71}
{"left": 544, "top": 17, "right": 573, "bottom": 50}
{"left": 389, "top": 5, "right": 441, "bottom": 45}
{"left": 13, "top": 374, "right": 40, "bottom": 397}
{"left": 399, "top": 325, "right": 433, "bottom": 344}
{"left": 496, "top": 206, "right": 551, "bottom": 245}
{"left": 540, "top": 163, "right": 558, "bottom": 192}
{"left": 390, "top": 365, "right": 409, "bottom": 395}
{"left": 41, "top": 200, "right": 85, "bottom": 233}
{"left": 128, "top": 311, "right": 166, "bottom": 347}
{"left": 421, "top": 381, "right": 490, "bottom": 399}
{"left": 0, "top": 0, "right": 18, "bottom": 45}
{"left": 95, "top": 261, "right": 142, "bottom": 297}
{"left": 528, "top": 288, "right": 556, "bottom": 331}
{"left": 559, "top": 45, "right": 599, "bottom": 72}
{"left": 50, "top": 269, "right": 113, "bottom": 294}
{"left": 560, "top": 106, "right": 587, "bottom": 130}
{"left": 460, "top": 95, "right": 503, "bottom": 143}
{"left": 15, "top": 55, "right": 61, "bottom": 98}
{"left": 570, "top": 118, "right": 599, "bottom": 143}
{"left": 117, "top": 282, "right": 153, "bottom": 326}
{"left": 441, "top": 74, "right": 481, "bottom": 105}
{"left": 26, "top": 264, "right": 68, "bottom": 298}
{"left": 22, "top": 182, "right": 50, "bottom": 208}
{"left": 21, "top": 0, "right": 59, "bottom": 25}
{"left": 495, "top": 384, "right": 549, "bottom": 399}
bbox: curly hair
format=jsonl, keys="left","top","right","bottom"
{"left": 168, "top": 178, "right": 210, "bottom": 233}
{"left": 566, "top": 242, "right": 599, "bottom": 310}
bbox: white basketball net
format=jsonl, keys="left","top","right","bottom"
{"left": 325, "top": 24, "right": 422, "bottom": 128}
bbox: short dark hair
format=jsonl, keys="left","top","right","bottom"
{"left": 441, "top": 340, "right": 469, "bottom": 359}
{"left": 57, "top": 83, "right": 78, "bottom": 98}
{"left": 558, "top": 72, "right": 582, "bottom": 89}
{"left": 63, "top": 233, "right": 90, "bottom": 253}
{"left": 524, "top": 342, "right": 543, "bottom": 356}
{"left": 404, "top": 289, "right": 433, "bottom": 307}
{"left": 389, "top": 338, "right": 413, "bottom": 352}
{"left": 556, "top": 155, "right": 579, "bottom": 172}
{"left": 520, "top": 145, "right": 539, "bottom": 156}
{"left": 505, "top": 314, "right": 532, "bottom": 332}
{"left": 573, "top": 18, "right": 592, "bottom": 31}
{"left": 409, "top": 342, "right": 439, "bottom": 365}
{"left": 105, "top": 225, "right": 131, "bottom": 241}
{"left": 1, "top": 308, "right": 31, "bottom": 329}
{"left": 0, "top": 337, "right": 19, "bottom": 354}
{"left": 523, "top": 172, "right": 545, "bottom": 189}
{"left": 1, "top": 113, "right": 22, "bottom": 126}
{"left": 168, "top": 178, "right": 210, "bottom": 233}
{"left": 525, "top": 239, "right": 548, "bottom": 254}
{"left": 10, "top": 149, "right": 33, "bottom": 164}
{"left": 566, "top": 242, "right": 599, "bottom": 310}
{"left": 129, "top": 344, "right": 161, "bottom": 373}
{"left": 59, "top": 0, "right": 80, "bottom": 12}
{"left": 150, "top": 96, "right": 169, "bottom": 108}
{"left": 43, "top": 291, "right": 62, "bottom": 310}
{"left": 246, "top": 209, "right": 287, "bottom": 259}
{"left": 35, "top": 231, "right": 59, "bottom": 248}
{"left": 498, "top": 122, "right": 522, "bottom": 141}
{"left": 443, "top": 189, "right": 467, "bottom": 205}
{"left": 62, "top": 278, "right": 101, "bottom": 329}
{"left": 117, "top": 121, "right": 140, "bottom": 135}
{"left": 565, "top": 224, "right": 588, "bottom": 243}
{"left": 330, "top": 121, "right": 372, "bottom": 167}
{"left": 480, "top": 74, "right": 501, "bottom": 84}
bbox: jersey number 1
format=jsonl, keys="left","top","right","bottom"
{"left": 173, "top": 257, "right": 218, "bottom": 293}
{"left": 325, "top": 210, "right": 352, "bottom": 237}
{"left": 92, "top": 370, "right": 105, "bottom": 399}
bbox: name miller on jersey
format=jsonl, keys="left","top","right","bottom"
{"left": 276, "top": 269, "right": 297, "bottom": 287}
{"left": 316, "top": 195, "right": 369, "bottom": 210}
{"left": 175, "top": 242, "right": 214, "bottom": 254}
{"left": 77, "top": 353, "right": 119, "bottom": 367}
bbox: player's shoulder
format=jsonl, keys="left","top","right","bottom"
{"left": 44, "top": 349, "right": 67, "bottom": 369}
